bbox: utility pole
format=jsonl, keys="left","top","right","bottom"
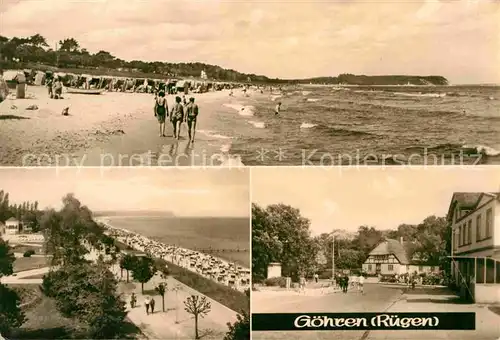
{"left": 331, "top": 235, "right": 335, "bottom": 280}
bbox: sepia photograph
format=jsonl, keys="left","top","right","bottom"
{"left": 251, "top": 166, "right": 500, "bottom": 339}
{"left": 0, "top": 0, "right": 498, "bottom": 166}
{"left": 0, "top": 167, "right": 250, "bottom": 339}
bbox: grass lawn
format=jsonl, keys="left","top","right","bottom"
{"left": 11, "top": 244, "right": 44, "bottom": 255}
{"left": 7, "top": 284, "right": 144, "bottom": 339}
{"left": 13, "top": 256, "right": 50, "bottom": 272}
{"left": 156, "top": 259, "right": 249, "bottom": 314}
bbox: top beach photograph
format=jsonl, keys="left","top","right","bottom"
{"left": 0, "top": 0, "right": 499, "bottom": 167}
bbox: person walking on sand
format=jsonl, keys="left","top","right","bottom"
{"left": 154, "top": 91, "right": 168, "bottom": 137}
{"left": 171, "top": 96, "right": 184, "bottom": 139}
{"left": 185, "top": 97, "right": 199, "bottom": 143}
{"left": 275, "top": 102, "right": 281, "bottom": 115}
{"left": 150, "top": 297, "right": 156, "bottom": 314}
{"left": 144, "top": 296, "right": 151, "bottom": 315}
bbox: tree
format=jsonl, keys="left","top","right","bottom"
{"left": 131, "top": 256, "right": 156, "bottom": 293}
{"left": 28, "top": 34, "right": 48, "bottom": 47}
{"left": 0, "top": 284, "right": 26, "bottom": 336}
{"left": 0, "top": 239, "right": 25, "bottom": 336}
{"left": 184, "top": 295, "right": 211, "bottom": 340}
{"left": 42, "top": 262, "right": 127, "bottom": 339}
{"left": 58, "top": 38, "right": 79, "bottom": 52}
{"left": 224, "top": 289, "right": 250, "bottom": 340}
{"left": 0, "top": 239, "right": 15, "bottom": 277}
{"left": 155, "top": 282, "right": 167, "bottom": 312}
{"left": 120, "top": 254, "right": 137, "bottom": 283}
{"left": 252, "top": 203, "right": 317, "bottom": 281}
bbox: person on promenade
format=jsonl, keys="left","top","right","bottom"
{"left": 130, "top": 293, "right": 137, "bottom": 308}
{"left": 150, "top": 297, "right": 156, "bottom": 314}
{"left": 154, "top": 91, "right": 168, "bottom": 137}
{"left": 314, "top": 273, "right": 319, "bottom": 283}
{"left": 144, "top": 296, "right": 151, "bottom": 315}
{"left": 171, "top": 96, "right": 184, "bottom": 140}
{"left": 185, "top": 97, "right": 199, "bottom": 143}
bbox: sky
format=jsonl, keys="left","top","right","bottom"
{"left": 1, "top": 0, "right": 499, "bottom": 84}
{"left": 0, "top": 167, "right": 249, "bottom": 217}
{"left": 252, "top": 166, "right": 500, "bottom": 235}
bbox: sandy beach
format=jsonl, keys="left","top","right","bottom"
{"left": 0, "top": 85, "right": 246, "bottom": 166}
{"left": 96, "top": 217, "right": 251, "bottom": 292}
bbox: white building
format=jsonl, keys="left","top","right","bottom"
{"left": 362, "top": 238, "right": 439, "bottom": 276}
{"left": 5, "top": 217, "right": 20, "bottom": 235}
{"left": 448, "top": 192, "right": 500, "bottom": 303}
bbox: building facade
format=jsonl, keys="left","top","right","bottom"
{"left": 5, "top": 217, "right": 21, "bottom": 235}
{"left": 362, "top": 238, "right": 438, "bottom": 276}
{"left": 448, "top": 192, "right": 500, "bottom": 303}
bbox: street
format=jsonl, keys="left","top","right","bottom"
{"left": 252, "top": 283, "right": 500, "bottom": 340}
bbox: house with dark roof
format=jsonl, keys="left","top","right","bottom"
{"left": 448, "top": 192, "right": 500, "bottom": 304}
{"left": 362, "top": 237, "right": 439, "bottom": 276}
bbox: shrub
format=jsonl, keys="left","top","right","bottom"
{"left": 23, "top": 250, "right": 35, "bottom": 257}
{"left": 263, "top": 277, "right": 286, "bottom": 287}
{"left": 422, "top": 272, "right": 444, "bottom": 285}
{"left": 380, "top": 274, "right": 398, "bottom": 283}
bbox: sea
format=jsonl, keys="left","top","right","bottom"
{"left": 104, "top": 215, "right": 250, "bottom": 267}
{"left": 201, "top": 85, "right": 500, "bottom": 166}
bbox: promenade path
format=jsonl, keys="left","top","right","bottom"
{"left": 88, "top": 250, "right": 239, "bottom": 339}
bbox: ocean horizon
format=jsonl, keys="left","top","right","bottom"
{"left": 102, "top": 215, "right": 250, "bottom": 267}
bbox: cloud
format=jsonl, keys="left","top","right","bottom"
{"left": 1, "top": 0, "right": 499, "bottom": 83}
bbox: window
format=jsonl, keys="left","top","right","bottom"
{"left": 467, "top": 220, "right": 472, "bottom": 244}
{"left": 418, "top": 266, "right": 423, "bottom": 272}
{"left": 368, "top": 265, "right": 372, "bottom": 271}
{"left": 476, "top": 214, "right": 482, "bottom": 241}
{"left": 486, "top": 208, "right": 492, "bottom": 238}
{"left": 388, "top": 265, "right": 393, "bottom": 271}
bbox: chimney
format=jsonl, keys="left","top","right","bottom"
{"left": 400, "top": 237, "right": 404, "bottom": 244}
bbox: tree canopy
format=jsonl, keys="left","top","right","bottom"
{"left": 253, "top": 202, "right": 451, "bottom": 281}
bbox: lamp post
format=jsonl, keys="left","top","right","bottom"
{"left": 171, "top": 284, "right": 182, "bottom": 324}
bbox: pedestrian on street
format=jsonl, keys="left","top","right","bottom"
{"left": 343, "top": 275, "right": 349, "bottom": 293}
{"left": 150, "top": 297, "right": 156, "bottom": 314}
{"left": 359, "top": 275, "right": 364, "bottom": 294}
{"left": 314, "top": 273, "right": 319, "bottom": 283}
{"left": 144, "top": 296, "right": 151, "bottom": 315}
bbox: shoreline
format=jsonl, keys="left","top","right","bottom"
{"left": 0, "top": 85, "right": 247, "bottom": 166}
{"left": 95, "top": 217, "right": 251, "bottom": 292}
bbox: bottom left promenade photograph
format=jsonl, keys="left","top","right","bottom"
{"left": 0, "top": 167, "right": 250, "bottom": 340}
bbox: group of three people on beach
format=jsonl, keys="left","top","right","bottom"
{"left": 154, "top": 91, "right": 199, "bottom": 142}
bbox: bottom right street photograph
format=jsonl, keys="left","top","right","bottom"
{"left": 251, "top": 166, "right": 500, "bottom": 340}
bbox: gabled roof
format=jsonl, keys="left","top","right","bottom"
{"left": 446, "top": 192, "right": 498, "bottom": 222}
{"left": 368, "top": 239, "right": 410, "bottom": 265}
{"left": 6, "top": 217, "right": 19, "bottom": 222}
